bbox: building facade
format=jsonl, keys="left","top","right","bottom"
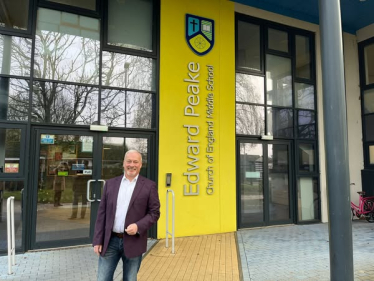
{"left": 0, "top": 0, "right": 374, "bottom": 253}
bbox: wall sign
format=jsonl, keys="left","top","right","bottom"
{"left": 186, "top": 14, "right": 215, "bottom": 56}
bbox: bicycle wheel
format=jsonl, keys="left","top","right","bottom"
{"left": 366, "top": 212, "right": 374, "bottom": 223}
{"left": 364, "top": 200, "right": 374, "bottom": 222}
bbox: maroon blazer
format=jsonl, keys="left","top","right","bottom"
{"left": 93, "top": 175, "right": 160, "bottom": 258}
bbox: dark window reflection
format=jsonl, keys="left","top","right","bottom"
{"left": 298, "top": 110, "right": 315, "bottom": 139}
{"left": 0, "top": 0, "right": 29, "bottom": 30}
{"left": 0, "top": 128, "right": 22, "bottom": 174}
{"left": 268, "top": 28, "right": 288, "bottom": 53}
{"left": 237, "top": 21, "right": 261, "bottom": 72}
{"left": 0, "top": 35, "right": 32, "bottom": 76}
{"left": 364, "top": 43, "right": 374, "bottom": 85}
{"left": 108, "top": 0, "right": 153, "bottom": 52}
{"left": 296, "top": 35, "right": 311, "bottom": 80}
{"left": 101, "top": 89, "right": 153, "bottom": 129}
{"left": 46, "top": 0, "right": 96, "bottom": 10}
{"left": 236, "top": 104, "right": 265, "bottom": 135}
{"left": 32, "top": 82, "right": 98, "bottom": 125}
{"left": 0, "top": 181, "right": 24, "bottom": 251}
{"left": 34, "top": 8, "right": 100, "bottom": 84}
{"left": 236, "top": 73, "right": 264, "bottom": 104}
{"left": 0, "top": 78, "right": 29, "bottom": 121}
{"left": 298, "top": 144, "right": 315, "bottom": 172}
{"left": 102, "top": 52, "right": 155, "bottom": 91}
{"left": 267, "top": 107, "right": 293, "bottom": 138}
{"left": 365, "top": 115, "right": 374, "bottom": 141}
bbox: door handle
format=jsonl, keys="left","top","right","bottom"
{"left": 96, "top": 179, "right": 106, "bottom": 202}
{"left": 87, "top": 179, "right": 96, "bottom": 202}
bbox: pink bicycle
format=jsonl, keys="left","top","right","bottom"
{"left": 351, "top": 191, "right": 374, "bottom": 223}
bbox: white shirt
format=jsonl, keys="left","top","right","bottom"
{"left": 112, "top": 175, "right": 138, "bottom": 233}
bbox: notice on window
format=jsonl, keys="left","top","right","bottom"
{"left": 4, "top": 163, "right": 19, "bottom": 173}
{"left": 41, "top": 134, "right": 55, "bottom": 144}
{"left": 81, "top": 141, "right": 93, "bottom": 153}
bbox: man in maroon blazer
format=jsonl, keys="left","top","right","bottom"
{"left": 93, "top": 149, "right": 160, "bottom": 281}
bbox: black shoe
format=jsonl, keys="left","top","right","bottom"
{"left": 58, "top": 204, "right": 63, "bottom": 206}
{"left": 68, "top": 216, "right": 77, "bottom": 220}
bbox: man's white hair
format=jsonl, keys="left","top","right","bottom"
{"left": 124, "top": 149, "right": 143, "bottom": 163}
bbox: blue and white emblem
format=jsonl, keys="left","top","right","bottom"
{"left": 185, "top": 14, "right": 215, "bottom": 56}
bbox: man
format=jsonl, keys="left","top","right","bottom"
{"left": 93, "top": 150, "right": 160, "bottom": 281}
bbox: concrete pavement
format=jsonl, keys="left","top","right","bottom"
{"left": 1, "top": 221, "right": 374, "bottom": 280}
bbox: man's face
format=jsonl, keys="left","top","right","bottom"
{"left": 123, "top": 152, "right": 142, "bottom": 180}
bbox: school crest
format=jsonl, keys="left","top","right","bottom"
{"left": 185, "top": 14, "right": 215, "bottom": 56}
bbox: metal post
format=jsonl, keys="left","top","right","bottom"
{"left": 7, "top": 196, "right": 15, "bottom": 275}
{"left": 318, "top": 0, "right": 354, "bottom": 280}
{"left": 166, "top": 189, "right": 175, "bottom": 254}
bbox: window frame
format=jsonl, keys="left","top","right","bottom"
{"left": 359, "top": 37, "right": 374, "bottom": 168}
{"left": 0, "top": 0, "right": 36, "bottom": 37}
{"left": 102, "top": 0, "right": 159, "bottom": 58}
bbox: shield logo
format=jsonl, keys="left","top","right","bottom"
{"left": 185, "top": 14, "right": 215, "bottom": 56}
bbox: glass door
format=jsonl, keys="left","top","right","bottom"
{"left": 238, "top": 140, "right": 293, "bottom": 228}
{"left": 31, "top": 128, "right": 154, "bottom": 249}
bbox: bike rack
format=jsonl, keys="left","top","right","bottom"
{"left": 7, "top": 196, "right": 15, "bottom": 275}
{"left": 166, "top": 189, "right": 175, "bottom": 254}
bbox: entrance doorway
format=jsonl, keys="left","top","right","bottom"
{"left": 237, "top": 140, "right": 293, "bottom": 228}
{"left": 30, "top": 127, "right": 154, "bottom": 249}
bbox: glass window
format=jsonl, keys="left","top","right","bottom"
{"left": 297, "top": 177, "right": 318, "bottom": 221}
{"left": 0, "top": 0, "right": 29, "bottom": 31}
{"left": 237, "top": 21, "right": 261, "bottom": 72}
{"left": 31, "top": 82, "right": 99, "bottom": 125}
{"left": 266, "top": 55, "right": 292, "bottom": 107}
{"left": 296, "top": 35, "right": 311, "bottom": 79}
{"left": 236, "top": 104, "right": 264, "bottom": 135}
{"left": 365, "top": 115, "right": 374, "bottom": 141}
{"left": 295, "top": 83, "right": 314, "bottom": 110}
{"left": 239, "top": 143, "right": 264, "bottom": 225}
{"left": 236, "top": 74, "right": 264, "bottom": 104}
{"left": 46, "top": 0, "right": 96, "bottom": 10}
{"left": 0, "top": 180, "right": 24, "bottom": 251}
{"left": 0, "top": 35, "right": 32, "bottom": 76}
{"left": 268, "top": 144, "right": 290, "bottom": 221}
{"left": 267, "top": 108, "right": 293, "bottom": 138}
{"left": 0, "top": 129, "right": 22, "bottom": 174}
{"left": 298, "top": 144, "right": 315, "bottom": 172}
{"left": 364, "top": 88, "right": 374, "bottom": 114}
{"left": 369, "top": 145, "right": 374, "bottom": 164}
{"left": 268, "top": 28, "right": 288, "bottom": 53}
{"left": 364, "top": 43, "right": 374, "bottom": 85}
{"left": 101, "top": 89, "right": 153, "bottom": 129}
{"left": 0, "top": 78, "right": 29, "bottom": 121}
{"left": 34, "top": 8, "right": 100, "bottom": 84}
{"left": 298, "top": 110, "right": 316, "bottom": 139}
{"left": 107, "top": 0, "right": 153, "bottom": 52}
{"left": 102, "top": 52, "right": 155, "bottom": 91}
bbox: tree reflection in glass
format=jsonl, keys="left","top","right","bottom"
{"left": 102, "top": 52, "right": 155, "bottom": 91}
{"left": 101, "top": 89, "right": 153, "bottom": 128}
{"left": 34, "top": 8, "right": 100, "bottom": 84}
{"left": 32, "top": 82, "right": 98, "bottom": 125}
{"left": 0, "top": 78, "right": 29, "bottom": 121}
{"left": 236, "top": 73, "right": 264, "bottom": 104}
{"left": 236, "top": 104, "right": 265, "bottom": 135}
{"left": 0, "top": 35, "right": 32, "bottom": 76}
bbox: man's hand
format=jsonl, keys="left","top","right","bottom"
{"left": 94, "top": 245, "right": 102, "bottom": 256}
{"left": 125, "top": 223, "right": 138, "bottom": 235}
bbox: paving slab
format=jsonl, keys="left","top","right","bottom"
{"left": 0, "top": 239, "right": 157, "bottom": 281}
{"left": 237, "top": 220, "right": 374, "bottom": 281}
